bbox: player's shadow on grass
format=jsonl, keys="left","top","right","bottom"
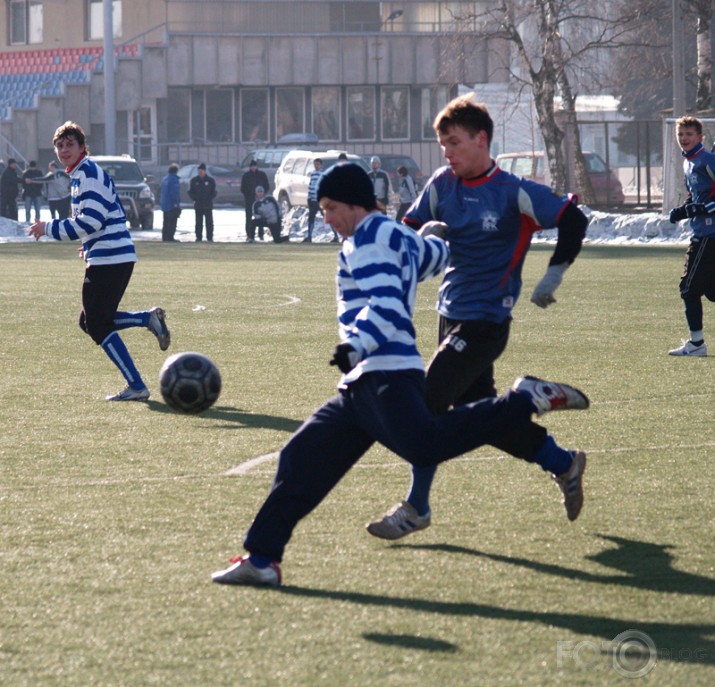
{"left": 278, "top": 584, "right": 715, "bottom": 666}
{"left": 394, "top": 535, "right": 715, "bottom": 597}
{"left": 362, "top": 632, "right": 458, "bottom": 653}
{"left": 146, "top": 400, "right": 302, "bottom": 432}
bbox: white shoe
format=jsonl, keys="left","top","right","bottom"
{"left": 212, "top": 556, "right": 282, "bottom": 586}
{"left": 668, "top": 340, "right": 707, "bottom": 357}
{"left": 512, "top": 376, "right": 589, "bottom": 416}
{"left": 366, "top": 501, "right": 431, "bottom": 540}
{"left": 105, "top": 385, "right": 150, "bottom": 401}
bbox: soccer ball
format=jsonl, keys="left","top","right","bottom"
{"left": 159, "top": 352, "right": 222, "bottom": 414}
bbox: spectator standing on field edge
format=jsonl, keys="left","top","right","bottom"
{"left": 0, "top": 159, "right": 23, "bottom": 220}
{"left": 367, "top": 93, "right": 589, "bottom": 540}
{"left": 305, "top": 158, "right": 339, "bottom": 243}
{"left": 250, "top": 186, "right": 288, "bottom": 243}
{"left": 368, "top": 155, "right": 390, "bottom": 213}
{"left": 240, "top": 159, "right": 269, "bottom": 241}
{"left": 210, "top": 162, "right": 589, "bottom": 588}
{"left": 395, "top": 164, "right": 417, "bottom": 223}
{"left": 188, "top": 163, "right": 216, "bottom": 242}
{"left": 667, "top": 115, "right": 715, "bottom": 357}
{"left": 28, "top": 121, "right": 171, "bottom": 402}
{"left": 35, "top": 161, "right": 71, "bottom": 219}
{"left": 160, "top": 163, "right": 181, "bottom": 242}
{"left": 22, "top": 160, "right": 44, "bottom": 223}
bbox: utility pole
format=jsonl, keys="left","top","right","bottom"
{"left": 103, "top": 0, "right": 116, "bottom": 154}
{"left": 673, "top": 0, "right": 686, "bottom": 117}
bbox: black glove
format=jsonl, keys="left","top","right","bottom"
{"left": 686, "top": 203, "right": 707, "bottom": 218}
{"left": 669, "top": 206, "right": 688, "bottom": 223}
{"left": 330, "top": 343, "right": 360, "bottom": 373}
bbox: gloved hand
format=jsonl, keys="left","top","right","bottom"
{"left": 686, "top": 203, "right": 707, "bottom": 218}
{"left": 530, "top": 263, "right": 569, "bottom": 309}
{"left": 669, "top": 205, "right": 688, "bottom": 223}
{"left": 330, "top": 343, "right": 361, "bottom": 373}
{"left": 418, "top": 221, "right": 448, "bottom": 239}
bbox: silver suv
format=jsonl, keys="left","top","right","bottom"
{"left": 273, "top": 150, "right": 369, "bottom": 214}
{"left": 91, "top": 155, "right": 156, "bottom": 229}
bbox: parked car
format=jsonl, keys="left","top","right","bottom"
{"left": 363, "top": 153, "right": 426, "bottom": 192}
{"left": 176, "top": 163, "right": 243, "bottom": 205}
{"left": 273, "top": 150, "right": 370, "bottom": 214}
{"left": 237, "top": 149, "right": 292, "bottom": 193}
{"left": 91, "top": 155, "right": 155, "bottom": 229}
{"left": 495, "top": 150, "right": 625, "bottom": 205}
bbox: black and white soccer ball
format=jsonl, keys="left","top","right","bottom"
{"left": 159, "top": 352, "right": 221, "bottom": 414}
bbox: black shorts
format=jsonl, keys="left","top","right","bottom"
{"left": 680, "top": 236, "right": 715, "bottom": 302}
{"left": 80, "top": 262, "right": 134, "bottom": 344}
{"left": 424, "top": 316, "right": 511, "bottom": 414}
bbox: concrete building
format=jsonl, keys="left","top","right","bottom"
{"left": 0, "top": 0, "right": 509, "bottom": 175}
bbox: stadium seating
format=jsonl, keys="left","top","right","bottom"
{"left": 0, "top": 45, "right": 138, "bottom": 119}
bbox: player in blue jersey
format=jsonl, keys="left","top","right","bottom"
{"left": 211, "top": 163, "right": 589, "bottom": 587}
{"left": 667, "top": 116, "right": 715, "bottom": 357}
{"left": 29, "top": 121, "right": 170, "bottom": 401}
{"left": 367, "top": 94, "right": 589, "bottom": 540}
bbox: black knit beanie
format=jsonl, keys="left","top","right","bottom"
{"left": 317, "top": 163, "right": 376, "bottom": 209}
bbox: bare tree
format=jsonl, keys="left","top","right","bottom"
{"left": 687, "top": 0, "right": 713, "bottom": 111}
{"left": 451, "top": 1, "right": 648, "bottom": 200}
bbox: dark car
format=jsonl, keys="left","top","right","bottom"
{"left": 91, "top": 155, "right": 155, "bottom": 229}
{"left": 364, "top": 154, "right": 425, "bottom": 192}
{"left": 177, "top": 163, "right": 243, "bottom": 205}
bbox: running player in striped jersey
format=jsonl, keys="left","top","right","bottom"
{"left": 211, "top": 163, "right": 589, "bottom": 587}
{"left": 29, "top": 121, "right": 170, "bottom": 401}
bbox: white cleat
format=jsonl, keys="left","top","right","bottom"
{"left": 512, "top": 376, "right": 589, "bottom": 416}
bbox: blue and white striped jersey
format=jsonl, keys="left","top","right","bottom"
{"left": 308, "top": 169, "right": 323, "bottom": 202}
{"left": 44, "top": 156, "right": 137, "bottom": 266}
{"left": 336, "top": 212, "right": 449, "bottom": 385}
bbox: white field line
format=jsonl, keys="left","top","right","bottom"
{"left": 7, "top": 441, "right": 715, "bottom": 490}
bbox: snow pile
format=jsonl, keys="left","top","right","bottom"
{"left": 0, "top": 208, "right": 695, "bottom": 246}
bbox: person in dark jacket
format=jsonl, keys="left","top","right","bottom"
{"left": 160, "top": 163, "right": 181, "bottom": 242}
{"left": 188, "top": 163, "right": 216, "bottom": 242}
{"left": 22, "top": 160, "right": 44, "bottom": 223}
{"left": 1, "top": 159, "right": 23, "bottom": 220}
{"left": 240, "top": 159, "right": 269, "bottom": 241}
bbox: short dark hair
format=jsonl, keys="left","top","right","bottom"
{"left": 433, "top": 94, "right": 494, "bottom": 146}
{"left": 397, "top": 165, "right": 407, "bottom": 176}
{"left": 168, "top": 163, "right": 179, "bottom": 174}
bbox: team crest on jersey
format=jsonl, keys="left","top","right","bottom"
{"left": 481, "top": 212, "right": 499, "bottom": 232}
{"left": 502, "top": 296, "right": 514, "bottom": 309}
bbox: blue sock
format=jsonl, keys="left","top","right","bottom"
{"left": 114, "top": 310, "right": 149, "bottom": 330}
{"left": 101, "top": 331, "right": 145, "bottom": 389}
{"left": 533, "top": 435, "right": 572, "bottom": 475}
{"left": 406, "top": 465, "right": 436, "bottom": 516}
{"left": 249, "top": 554, "right": 273, "bottom": 569}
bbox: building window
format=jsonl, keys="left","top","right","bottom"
{"left": 167, "top": 89, "right": 190, "bottom": 142}
{"left": 239, "top": 89, "right": 269, "bottom": 142}
{"left": 347, "top": 86, "right": 375, "bottom": 141}
{"left": 88, "top": 0, "right": 122, "bottom": 41}
{"left": 276, "top": 88, "right": 305, "bottom": 140}
{"left": 312, "top": 87, "right": 340, "bottom": 142}
{"left": 381, "top": 86, "right": 409, "bottom": 141}
{"left": 206, "top": 89, "right": 233, "bottom": 142}
{"left": 10, "top": 1, "right": 43, "bottom": 45}
{"left": 420, "top": 85, "right": 449, "bottom": 140}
